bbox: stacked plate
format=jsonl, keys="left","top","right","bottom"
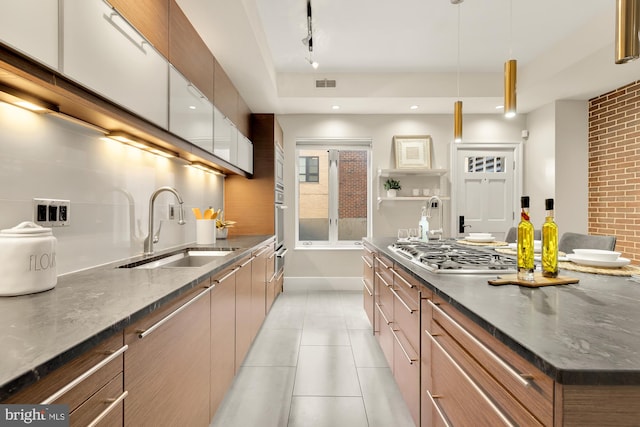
{"left": 566, "top": 249, "right": 630, "bottom": 268}
{"left": 464, "top": 233, "right": 495, "bottom": 243}
{"left": 508, "top": 240, "right": 543, "bottom": 253}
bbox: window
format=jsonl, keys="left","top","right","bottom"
{"left": 298, "top": 156, "right": 319, "bottom": 182}
{"left": 465, "top": 156, "right": 505, "bottom": 173}
{"left": 296, "top": 140, "right": 371, "bottom": 248}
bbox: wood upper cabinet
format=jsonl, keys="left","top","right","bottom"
{"left": 108, "top": 0, "right": 169, "bottom": 58}
{"left": 124, "top": 280, "right": 212, "bottom": 427}
{"left": 225, "top": 114, "right": 281, "bottom": 236}
{"left": 214, "top": 58, "right": 238, "bottom": 124}
{"left": 169, "top": 0, "right": 214, "bottom": 100}
{"left": 4, "top": 333, "right": 126, "bottom": 427}
{"left": 236, "top": 96, "right": 251, "bottom": 137}
{"left": 210, "top": 265, "right": 238, "bottom": 419}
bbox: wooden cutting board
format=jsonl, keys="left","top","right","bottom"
{"left": 488, "top": 273, "right": 579, "bottom": 287}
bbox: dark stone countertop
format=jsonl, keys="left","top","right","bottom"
{"left": 366, "top": 237, "right": 640, "bottom": 385}
{"left": 0, "top": 235, "right": 274, "bottom": 401}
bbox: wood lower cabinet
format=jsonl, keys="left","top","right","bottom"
{"left": 251, "top": 245, "right": 270, "bottom": 338}
{"left": 235, "top": 255, "right": 254, "bottom": 371}
{"left": 124, "top": 280, "right": 212, "bottom": 427}
{"left": 210, "top": 265, "right": 238, "bottom": 418}
{"left": 362, "top": 243, "right": 375, "bottom": 326}
{"left": 374, "top": 254, "right": 394, "bottom": 369}
{"left": 5, "top": 332, "right": 126, "bottom": 427}
{"left": 265, "top": 244, "right": 277, "bottom": 312}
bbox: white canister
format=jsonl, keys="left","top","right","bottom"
{"left": 0, "top": 221, "right": 57, "bottom": 296}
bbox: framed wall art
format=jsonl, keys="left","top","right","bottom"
{"left": 393, "top": 135, "right": 432, "bottom": 169}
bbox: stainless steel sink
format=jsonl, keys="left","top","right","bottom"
{"left": 118, "top": 249, "right": 239, "bottom": 269}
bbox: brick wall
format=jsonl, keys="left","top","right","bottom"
{"left": 339, "top": 151, "right": 367, "bottom": 218}
{"left": 588, "top": 80, "right": 640, "bottom": 262}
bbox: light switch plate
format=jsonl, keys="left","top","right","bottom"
{"left": 33, "top": 198, "right": 70, "bottom": 227}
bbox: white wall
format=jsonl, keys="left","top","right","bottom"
{"left": 524, "top": 100, "right": 588, "bottom": 232}
{"left": 279, "top": 113, "right": 525, "bottom": 280}
{"left": 0, "top": 102, "right": 224, "bottom": 274}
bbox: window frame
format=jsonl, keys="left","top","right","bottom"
{"left": 295, "top": 139, "right": 372, "bottom": 249}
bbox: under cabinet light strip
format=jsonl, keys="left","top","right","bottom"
{"left": 188, "top": 161, "right": 226, "bottom": 176}
{"left": 106, "top": 131, "right": 177, "bottom": 158}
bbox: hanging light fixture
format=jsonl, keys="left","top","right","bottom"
{"left": 504, "top": 0, "right": 517, "bottom": 118}
{"left": 452, "top": 0, "right": 463, "bottom": 142}
{"left": 302, "top": 0, "right": 319, "bottom": 68}
{"left": 615, "top": 0, "right": 639, "bottom": 64}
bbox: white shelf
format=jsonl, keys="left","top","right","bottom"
{"left": 377, "top": 196, "right": 450, "bottom": 208}
{"left": 377, "top": 168, "right": 447, "bottom": 178}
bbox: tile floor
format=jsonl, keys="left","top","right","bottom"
{"left": 210, "top": 290, "right": 416, "bottom": 427}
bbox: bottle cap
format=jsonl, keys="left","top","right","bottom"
{"left": 545, "top": 198, "right": 554, "bottom": 210}
{"left": 521, "top": 196, "right": 530, "bottom": 208}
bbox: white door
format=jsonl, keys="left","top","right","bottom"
{"left": 453, "top": 144, "right": 521, "bottom": 240}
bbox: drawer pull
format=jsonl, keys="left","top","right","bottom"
{"left": 268, "top": 271, "right": 277, "bottom": 284}
{"left": 362, "top": 279, "right": 373, "bottom": 296}
{"left": 389, "top": 287, "right": 416, "bottom": 314}
{"left": 376, "top": 257, "right": 391, "bottom": 270}
{"left": 41, "top": 344, "right": 128, "bottom": 404}
{"left": 426, "top": 331, "right": 515, "bottom": 427}
{"left": 363, "top": 246, "right": 374, "bottom": 255}
{"left": 427, "top": 300, "right": 532, "bottom": 388}
{"left": 87, "top": 390, "right": 128, "bottom": 427}
{"left": 138, "top": 285, "right": 213, "bottom": 339}
{"left": 268, "top": 251, "right": 277, "bottom": 260}
{"left": 239, "top": 256, "right": 255, "bottom": 268}
{"left": 427, "top": 391, "right": 452, "bottom": 427}
{"left": 255, "top": 246, "right": 271, "bottom": 257}
{"left": 391, "top": 268, "right": 415, "bottom": 288}
{"left": 214, "top": 267, "right": 240, "bottom": 284}
{"left": 390, "top": 328, "right": 417, "bottom": 364}
{"left": 375, "top": 303, "right": 391, "bottom": 325}
{"left": 361, "top": 256, "right": 373, "bottom": 269}
{"left": 374, "top": 272, "right": 391, "bottom": 288}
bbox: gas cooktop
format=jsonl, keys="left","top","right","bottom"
{"left": 388, "top": 240, "right": 517, "bottom": 274}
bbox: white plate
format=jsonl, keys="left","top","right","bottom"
{"left": 566, "top": 254, "right": 630, "bottom": 268}
{"left": 468, "top": 233, "right": 492, "bottom": 239}
{"left": 508, "top": 242, "right": 542, "bottom": 253}
{"left": 465, "top": 236, "right": 495, "bottom": 243}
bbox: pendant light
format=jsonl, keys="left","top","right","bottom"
{"left": 504, "top": 0, "right": 517, "bottom": 118}
{"left": 452, "top": 0, "right": 463, "bottom": 142}
{"left": 615, "top": 0, "right": 639, "bottom": 64}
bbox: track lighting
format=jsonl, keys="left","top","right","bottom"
{"left": 0, "top": 84, "right": 58, "bottom": 113}
{"left": 615, "top": 0, "right": 639, "bottom": 64}
{"left": 303, "top": 0, "right": 318, "bottom": 68}
{"left": 106, "top": 131, "right": 177, "bottom": 158}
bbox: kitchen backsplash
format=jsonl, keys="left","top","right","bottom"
{"left": 0, "top": 102, "right": 224, "bottom": 274}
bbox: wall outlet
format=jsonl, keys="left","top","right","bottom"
{"left": 168, "top": 204, "right": 175, "bottom": 220}
{"left": 33, "top": 198, "right": 70, "bottom": 227}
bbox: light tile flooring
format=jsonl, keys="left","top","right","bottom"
{"left": 210, "top": 290, "right": 416, "bottom": 427}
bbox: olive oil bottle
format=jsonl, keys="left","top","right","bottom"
{"left": 541, "top": 198, "right": 558, "bottom": 278}
{"left": 517, "top": 196, "right": 535, "bottom": 281}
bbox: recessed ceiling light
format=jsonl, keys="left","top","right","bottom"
{"left": 332, "top": 105, "right": 340, "bottom": 110}
{"left": 495, "top": 105, "right": 504, "bottom": 110}
{"left": 410, "top": 105, "right": 419, "bottom": 110}
{"left": 189, "top": 105, "right": 196, "bottom": 110}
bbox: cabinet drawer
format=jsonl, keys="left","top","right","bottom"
{"left": 374, "top": 303, "right": 394, "bottom": 368}
{"left": 391, "top": 285, "right": 420, "bottom": 352}
{"left": 6, "top": 333, "right": 125, "bottom": 411}
{"left": 392, "top": 328, "right": 420, "bottom": 426}
{"left": 70, "top": 372, "right": 125, "bottom": 427}
{"left": 430, "top": 297, "right": 552, "bottom": 426}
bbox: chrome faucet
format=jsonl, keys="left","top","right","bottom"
{"left": 144, "top": 186, "right": 186, "bottom": 255}
{"left": 426, "top": 195, "right": 444, "bottom": 240}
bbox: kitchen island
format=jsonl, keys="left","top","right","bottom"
{"left": 365, "top": 237, "right": 640, "bottom": 426}
{"left": 0, "top": 235, "right": 274, "bottom": 403}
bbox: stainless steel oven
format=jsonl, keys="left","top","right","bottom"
{"left": 275, "top": 189, "right": 285, "bottom": 249}
{"left": 274, "top": 143, "right": 286, "bottom": 263}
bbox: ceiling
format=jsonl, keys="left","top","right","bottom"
{"left": 177, "top": 0, "right": 640, "bottom": 115}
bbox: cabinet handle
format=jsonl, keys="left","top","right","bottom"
{"left": 389, "top": 287, "right": 416, "bottom": 314}
{"left": 426, "top": 331, "right": 515, "bottom": 427}
{"left": 361, "top": 279, "right": 373, "bottom": 296}
{"left": 239, "top": 256, "right": 255, "bottom": 268}
{"left": 391, "top": 268, "right": 415, "bottom": 289}
{"left": 41, "top": 345, "right": 128, "bottom": 404}
{"left": 214, "top": 267, "right": 239, "bottom": 284}
{"left": 268, "top": 251, "right": 277, "bottom": 260}
{"left": 376, "top": 257, "right": 391, "bottom": 270}
{"left": 390, "top": 328, "right": 417, "bottom": 364}
{"left": 375, "top": 303, "right": 391, "bottom": 325}
{"left": 86, "top": 390, "right": 128, "bottom": 427}
{"left": 427, "top": 300, "right": 533, "bottom": 387}
{"left": 102, "top": 7, "right": 147, "bottom": 53}
{"left": 363, "top": 246, "right": 374, "bottom": 255}
{"left": 361, "top": 256, "right": 372, "bottom": 268}
{"left": 186, "top": 83, "right": 207, "bottom": 102}
{"left": 137, "top": 286, "right": 213, "bottom": 339}
{"left": 426, "top": 391, "right": 452, "bottom": 427}
{"left": 255, "top": 246, "right": 270, "bottom": 257}
{"left": 374, "top": 272, "right": 391, "bottom": 288}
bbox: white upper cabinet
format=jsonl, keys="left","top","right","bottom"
{"left": 214, "top": 106, "right": 237, "bottom": 164}
{"left": 0, "top": 0, "right": 59, "bottom": 69}
{"left": 237, "top": 133, "right": 253, "bottom": 174}
{"left": 169, "top": 66, "right": 213, "bottom": 152}
{"left": 62, "top": 0, "right": 168, "bottom": 128}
